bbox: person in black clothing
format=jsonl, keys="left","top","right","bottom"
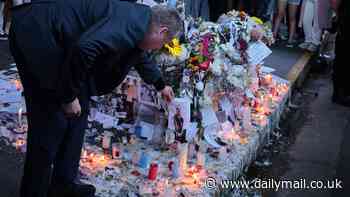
{"left": 332, "top": 0, "right": 349, "bottom": 107}
{"left": 9, "top": 0, "right": 182, "bottom": 197}
{"left": 208, "top": 0, "right": 233, "bottom": 22}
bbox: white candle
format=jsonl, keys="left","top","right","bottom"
{"left": 264, "top": 74, "right": 273, "bottom": 86}
{"left": 196, "top": 151, "right": 205, "bottom": 167}
{"left": 163, "top": 179, "right": 176, "bottom": 196}
{"left": 18, "top": 108, "right": 23, "bottom": 128}
{"left": 242, "top": 105, "right": 252, "bottom": 132}
{"left": 102, "top": 131, "right": 112, "bottom": 150}
{"left": 177, "top": 143, "right": 188, "bottom": 171}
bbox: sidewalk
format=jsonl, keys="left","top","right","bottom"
{"left": 269, "top": 73, "right": 350, "bottom": 197}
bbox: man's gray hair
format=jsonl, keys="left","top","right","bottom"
{"left": 151, "top": 5, "right": 184, "bottom": 40}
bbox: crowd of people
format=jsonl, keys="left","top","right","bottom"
{"left": 197, "top": 0, "right": 336, "bottom": 52}
{"left": 0, "top": 0, "right": 342, "bottom": 53}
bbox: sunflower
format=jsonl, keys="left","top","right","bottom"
{"left": 164, "top": 38, "right": 183, "bottom": 57}
{"left": 251, "top": 16, "right": 264, "bottom": 25}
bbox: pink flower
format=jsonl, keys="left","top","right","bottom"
{"left": 201, "top": 33, "right": 212, "bottom": 58}
{"left": 199, "top": 60, "right": 210, "bottom": 71}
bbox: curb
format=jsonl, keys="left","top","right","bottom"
{"left": 287, "top": 52, "right": 313, "bottom": 89}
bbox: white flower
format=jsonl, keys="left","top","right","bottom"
{"left": 196, "top": 81, "right": 204, "bottom": 91}
{"left": 182, "top": 75, "right": 190, "bottom": 83}
{"left": 231, "top": 65, "right": 245, "bottom": 76}
{"left": 226, "top": 65, "right": 246, "bottom": 89}
{"left": 210, "top": 56, "right": 223, "bottom": 76}
{"left": 177, "top": 45, "right": 190, "bottom": 62}
{"left": 220, "top": 43, "right": 241, "bottom": 62}
{"left": 199, "top": 95, "right": 213, "bottom": 107}
{"left": 228, "top": 76, "right": 244, "bottom": 89}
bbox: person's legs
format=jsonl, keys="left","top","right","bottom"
{"left": 310, "top": 0, "right": 321, "bottom": 46}
{"left": 287, "top": 1, "right": 300, "bottom": 43}
{"left": 332, "top": 34, "right": 350, "bottom": 106}
{"left": 302, "top": 0, "right": 314, "bottom": 44}
{"left": 0, "top": 1, "right": 4, "bottom": 33}
{"left": 0, "top": 1, "right": 7, "bottom": 40}
{"left": 20, "top": 96, "right": 69, "bottom": 197}
{"left": 10, "top": 25, "right": 68, "bottom": 197}
{"left": 51, "top": 86, "right": 89, "bottom": 185}
{"left": 3, "top": 0, "right": 11, "bottom": 34}
{"left": 273, "top": 0, "right": 287, "bottom": 38}
{"left": 257, "top": 0, "right": 272, "bottom": 21}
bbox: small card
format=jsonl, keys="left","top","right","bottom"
{"left": 93, "top": 112, "right": 119, "bottom": 129}
{"left": 247, "top": 41, "right": 272, "bottom": 66}
{"left": 168, "top": 98, "right": 191, "bottom": 130}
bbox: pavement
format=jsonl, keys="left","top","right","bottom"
{"left": 1, "top": 38, "right": 350, "bottom": 197}
{"left": 265, "top": 72, "right": 350, "bottom": 197}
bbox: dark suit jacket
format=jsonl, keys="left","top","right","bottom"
{"left": 9, "top": 0, "right": 165, "bottom": 104}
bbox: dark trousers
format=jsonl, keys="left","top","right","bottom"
{"left": 8, "top": 4, "right": 90, "bottom": 196}
{"left": 333, "top": 34, "right": 348, "bottom": 97}
{"left": 19, "top": 87, "right": 89, "bottom": 197}
{"left": 256, "top": 0, "right": 273, "bottom": 21}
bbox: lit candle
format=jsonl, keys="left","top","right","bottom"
{"left": 241, "top": 104, "right": 252, "bottom": 132}
{"left": 239, "top": 137, "right": 249, "bottom": 145}
{"left": 15, "top": 138, "right": 26, "bottom": 152}
{"left": 172, "top": 159, "right": 182, "bottom": 178}
{"left": 188, "top": 143, "right": 196, "bottom": 160}
{"left": 12, "top": 79, "right": 22, "bottom": 91}
{"left": 192, "top": 172, "right": 199, "bottom": 185}
{"left": 177, "top": 143, "right": 188, "bottom": 171}
{"left": 264, "top": 74, "right": 273, "bottom": 86}
{"left": 102, "top": 131, "right": 112, "bottom": 150}
{"left": 82, "top": 149, "right": 88, "bottom": 159}
{"left": 18, "top": 108, "right": 23, "bottom": 128}
{"left": 112, "top": 143, "right": 120, "bottom": 159}
{"left": 196, "top": 151, "right": 205, "bottom": 168}
{"left": 224, "top": 128, "right": 240, "bottom": 143}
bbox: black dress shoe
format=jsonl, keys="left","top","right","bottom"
{"left": 48, "top": 182, "right": 96, "bottom": 197}
{"left": 332, "top": 95, "right": 350, "bottom": 107}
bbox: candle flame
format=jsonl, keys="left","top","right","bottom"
{"left": 225, "top": 129, "right": 240, "bottom": 141}
{"left": 82, "top": 150, "right": 88, "bottom": 158}
{"left": 16, "top": 139, "right": 26, "bottom": 146}
{"left": 11, "top": 79, "right": 23, "bottom": 91}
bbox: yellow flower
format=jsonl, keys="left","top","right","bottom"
{"left": 251, "top": 16, "right": 264, "bottom": 25}
{"left": 164, "top": 38, "right": 183, "bottom": 57}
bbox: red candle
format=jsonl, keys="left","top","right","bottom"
{"left": 148, "top": 163, "right": 158, "bottom": 181}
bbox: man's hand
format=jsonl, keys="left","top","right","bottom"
{"left": 62, "top": 98, "right": 82, "bottom": 118}
{"left": 161, "top": 86, "right": 174, "bottom": 103}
